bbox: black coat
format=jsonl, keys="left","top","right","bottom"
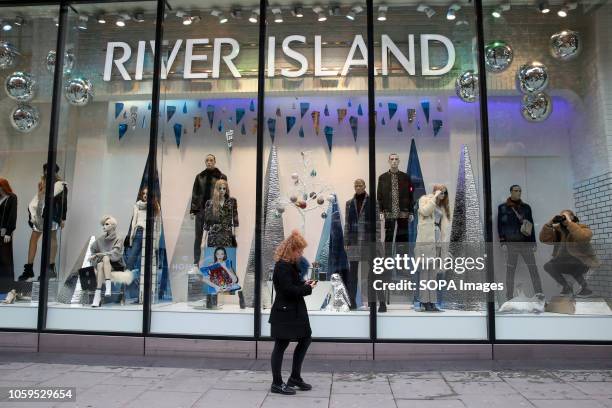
{"left": 269, "top": 260, "right": 312, "bottom": 340}
{"left": 498, "top": 199, "right": 536, "bottom": 244}
{"left": 190, "top": 168, "right": 226, "bottom": 215}
{"left": 0, "top": 193, "right": 17, "bottom": 234}
{"left": 377, "top": 170, "right": 414, "bottom": 215}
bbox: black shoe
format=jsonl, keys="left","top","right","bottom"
{"left": 430, "top": 304, "right": 443, "bottom": 312}
{"left": 287, "top": 377, "right": 312, "bottom": 391}
{"left": 270, "top": 383, "right": 296, "bottom": 395}
{"left": 576, "top": 287, "right": 593, "bottom": 297}
{"left": 423, "top": 302, "right": 433, "bottom": 312}
{"left": 48, "top": 264, "right": 57, "bottom": 280}
{"left": 18, "top": 264, "right": 34, "bottom": 281}
{"left": 238, "top": 291, "right": 246, "bottom": 309}
{"left": 378, "top": 302, "right": 387, "bottom": 313}
{"left": 560, "top": 286, "right": 573, "bottom": 296}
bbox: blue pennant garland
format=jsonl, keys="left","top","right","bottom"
{"left": 218, "top": 121, "right": 224, "bottom": 133}
{"left": 286, "top": 116, "right": 296, "bottom": 133}
{"left": 421, "top": 100, "right": 430, "bottom": 124}
{"left": 397, "top": 120, "right": 403, "bottom": 132}
{"left": 432, "top": 119, "right": 443, "bottom": 137}
{"left": 147, "top": 102, "right": 152, "bottom": 110}
{"left": 300, "top": 102, "right": 310, "bottom": 118}
{"left": 182, "top": 102, "right": 187, "bottom": 114}
{"left": 349, "top": 116, "right": 358, "bottom": 142}
{"left": 267, "top": 118, "right": 277, "bottom": 142}
{"left": 388, "top": 102, "right": 398, "bottom": 119}
{"left": 249, "top": 100, "right": 255, "bottom": 112}
{"left": 118, "top": 123, "right": 128, "bottom": 140}
{"left": 298, "top": 126, "right": 305, "bottom": 138}
{"left": 166, "top": 105, "right": 176, "bottom": 122}
{"left": 324, "top": 104, "right": 330, "bottom": 116}
{"left": 207, "top": 105, "right": 215, "bottom": 128}
{"left": 382, "top": 117, "right": 386, "bottom": 126}
{"left": 324, "top": 126, "right": 334, "bottom": 152}
{"left": 348, "top": 100, "right": 352, "bottom": 107}
{"left": 173, "top": 123, "right": 182, "bottom": 147}
{"left": 115, "top": 103, "right": 124, "bottom": 119}
{"left": 241, "top": 123, "right": 246, "bottom": 135}
{"left": 197, "top": 100, "right": 202, "bottom": 109}
{"left": 236, "top": 108, "right": 246, "bottom": 124}
{"left": 357, "top": 104, "right": 363, "bottom": 116}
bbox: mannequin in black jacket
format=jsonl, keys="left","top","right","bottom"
{"left": 0, "top": 178, "right": 17, "bottom": 290}
{"left": 190, "top": 154, "right": 226, "bottom": 264}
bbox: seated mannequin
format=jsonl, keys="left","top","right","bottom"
{"left": 89, "top": 216, "right": 126, "bottom": 307}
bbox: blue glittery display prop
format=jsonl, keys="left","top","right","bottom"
{"left": 349, "top": 116, "right": 358, "bottom": 142}
{"left": 388, "top": 102, "right": 398, "bottom": 119}
{"left": 357, "top": 104, "right": 363, "bottom": 116}
{"left": 286, "top": 116, "right": 296, "bottom": 133}
{"left": 267, "top": 118, "right": 276, "bottom": 142}
{"left": 433, "top": 119, "right": 443, "bottom": 137}
{"left": 236, "top": 108, "right": 246, "bottom": 124}
{"left": 207, "top": 105, "right": 215, "bottom": 128}
{"left": 115, "top": 103, "right": 124, "bottom": 119}
{"left": 421, "top": 100, "right": 430, "bottom": 123}
{"left": 324, "top": 104, "right": 329, "bottom": 116}
{"left": 300, "top": 102, "right": 310, "bottom": 118}
{"left": 241, "top": 123, "right": 246, "bottom": 135}
{"left": 173, "top": 123, "right": 182, "bottom": 147}
{"left": 324, "top": 126, "right": 334, "bottom": 152}
{"left": 397, "top": 120, "right": 403, "bottom": 132}
{"left": 182, "top": 102, "right": 187, "bottom": 114}
{"left": 249, "top": 100, "right": 255, "bottom": 112}
{"left": 118, "top": 123, "right": 128, "bottom": 140}
{"left": 298, "top": 126, "right": 305, "bottom": 138}
{"left": 166, "top": 105, "right": 176, "bottom": 122}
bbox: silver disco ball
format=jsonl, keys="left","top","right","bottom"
{"left": 64, "top": 77, "right": 93, "bottom": 106}
{"left": 516, "top": 62, "right": 549, "bottom": 94}
{"left": 455, "top": 70, "right": 479, "bottom": 103}
{"left": 550, "top": 30, "right": 581, "bottom": 61}
{"left": 485, "top": 41, "right": 513, "bottom": 72}
{"left": 10, "top": 104, "right": 40, "bottom": 133}
{"left": 5, "top": 71, "right": 36, "bottom": 102}
{"left": 45, "top": 50, "right": 76, "bottom": 74}
{"left": 521, "top": 93, "right": 552, "bottom": 122}
{"left": 0, "top": 42, "right": 19, "bottom": 70}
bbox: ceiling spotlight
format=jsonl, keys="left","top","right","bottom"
{"left": 53, "top": 16, "right": 59, "bottom": 27}
{"left": 272, "top": 8, "right": 283, "bottom": 23}
{"left": 77, "top": 14, "right": 88, "bottom": 30}
{"left": 96, "top": 14, "right": 106, "bottom": 24}
{"left": 378, "top": 5, "right": 388, "bottom": 21}
{"left": 292, "top": 6, "right": 304, "bottom": 17}
{"left": 313, "top": 6, "right": 327, "bottom": 22}
{"left": 133, "top": 12, "right": 145, "bottom": 23}
{"left": 115, "top": 17, "right": 126, "bottom": 27}
{"left": 492, "top": 8, "right": 502, "bottom": 18}
{"left": 447, "top": 3, "right": 461, "bottom": 20}
{"left": 2, "top": 21, "right": 12, "bottom": 31}
{"left": 538, "top": 0, "right": 550, "bottom": 13}
{"left": 211, "top": 9, "right": 227, "bottom": 24}
{"left": 249, "top": 9, "right": 259, "bottom": 23}
{"left": 346, "top": 5, "right": 363, "bottom": 20}
{"left": 417, "top": 4, "right": 436, "bottom": 18}
{"left": 14, "top": 17, "right": 24, "bottom": 26}
{"left": 456, "top": 19, "right": 469, "bottom": 26}
{"left": 557, "top": 7, "right": 568, "bottom": 17}
{"left": 183, "top": 16, "right": 193, "bottom": 25}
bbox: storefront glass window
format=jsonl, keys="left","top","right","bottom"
{"left": 0, "top": 5, "right": 59, "bottom": 329}
{"left": 374, "top": 2, "right": 488, "bottom": 339}
{"left": 259, "top": 1, "right": 371, "bottom": 339}
{"left": 47, "top": 1, "right": 158, "bottom": 332}
{"left": 485, "top": 0, "right": 612, "bottom": 340}
{"left": 150, "top": 0, "right": 260, "bottom": 336}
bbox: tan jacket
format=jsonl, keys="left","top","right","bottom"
{"left": 415, "top": 194, "right": 450, "bottom": 258}
{"left": 539, "top": 221, "right": 600, "bottom": 268}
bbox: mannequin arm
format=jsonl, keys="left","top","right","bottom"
{"left": 418, "top": 195, "right": 436, "bottom": 217}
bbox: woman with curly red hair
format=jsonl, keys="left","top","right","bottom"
{"left": 269, "top": 230, "right": 317, "bottom": 395}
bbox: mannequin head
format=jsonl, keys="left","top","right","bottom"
{"left": 205, "top": 154, "right": 217, "bottom": 170}
{"left": 100, "top": 215, "right": 118, "bottom": 234}
{"left": 214, "top": 247, "right": 228, "bottom": 262}
{"left": 138, "top": 188, "right": 148, "bottom": 202}
{"left": 0, "top": 178, "right": 13, "bottom": 196}
{"left": 388, "top": 153, "right": 400, "bottom": 172}
{"left": 433, "top": 184, "right": 451, "bottom": 219}
{"left": 354, "top": 179, "right": 366, "bottom": 195}
{"left": 509, "top": 185, "right": 522, "bottom": 201}
{"left": 211, "top": 179, "right": 230, "bottom": 217}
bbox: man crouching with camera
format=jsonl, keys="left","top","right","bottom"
{"left": 539, "top": 209, "right": 600, "bottom": 297}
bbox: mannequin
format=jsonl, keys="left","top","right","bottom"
{"left": 344, "top": 178, "right": 383, "bottom": 310}
{"left": 89, "top": 215, "right": 125, "bottom": 307}
{"left": 19, "top": 164, "right": 68, "bottom": 281}
{"left": 0, "top": 178, "right": 17, "bottom": 290}
{"left": 498, "top": 184, "right": 542, "bottom": 299}
{"left": 203, "top": 179, "right": 244, "bottom": 309}
{"left": 376, "top": 153, "right": 414, "bottom": 312}
{"left": 415, "top": 184, "right": 451, "bottom": 312}
{"left": 190, "top": 154, "right": 226, "bottom": 265}
{"left": 124, "top": 187, "right": 160, "bottom": 302}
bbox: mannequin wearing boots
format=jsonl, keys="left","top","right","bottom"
{"left": 89, "top": 216, "right": 125, "bottom": 307}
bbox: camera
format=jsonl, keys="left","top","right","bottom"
{"left": 552, "top": 215, "right": 566, "bottom": 224}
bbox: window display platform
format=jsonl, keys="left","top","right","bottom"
{"left": 46, "top": 303, "right": 143, "bottom": 333}
{"left": 261, "top": 310, "right": 371, "bottom": 339}
{"left": 0, "top": 303, "right": 38, "bottom": 329}
{"left": 497, "top": 313, "right": 612, "bottom": 341}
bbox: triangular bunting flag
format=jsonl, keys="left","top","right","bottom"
{"left": 397, "top": 120, "right": 403, "bottom": 132}
{"left": 299, "top": 126, "right": 305, "bottom": 138}
{"left": 115, "top": 102, "right": 124, "bottom": 119}
{"left": 300, "top": 102, "right": 310, "bottom": 118}
{"left": 267, "top": 118, "right": 276, "bottom": 142}
{"left": 433, "top": 119, "right": 443, "bottom": 137}
{"left": 324, "top": 104, "right": 329, "bottom": 116}
{"left": 388, "top": 102, "right": 398, "bottom": 119}
{"left": 166, "top": 105, "right": 176, "bottom": 122}
{"left": 182, "top": 102, "right": 187, "bottom": 114}
{"left": 236, "top": 108, "right": 246, "bottom": 124}
{"left": 286, "top": 116, "right": 296, "bottom": 133}
{"left": 118, "top": 123, "right": 128, "bottom": 140}
{"left": 173, "top": 123, "right": 182, "bottom": 147}
{"left": 421, "top": 100, "right": 430, "bottom": 123}
{"left": 207, "top": 105, "right": 215, "bottom": 128}
{"left": 324, "top": 126, "right": 333, "bottom": 152}
{"left": 357, "top": 104, "right": 363, "bottom": 116}
{"left": 349, "top": 116, "right": 358, "bottom": 142}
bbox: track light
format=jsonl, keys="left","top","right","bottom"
{"left": 346, "top": 5, "right": 363, "bottom": 20}
{"left": 557, "top": 7, "right": 567, "bottom": 17}
{"left": 1, "top": 21, "right": 12, "bottom": 31}
{"left": 115, "top": 17, "right": 126, "bottom": 27}
{"left": 14, "top": 17, "right": 24, "bottom": 26}
{"left": 77, "top": 14, "right": 88, "bottom": 30}
{"left": 272, "top": 8, "right": 283, "bottom": 23}
{"left": 132, "top": 12, "right": 145, "bottom": 23}
{"left": 313, "top": 6, "right": 327, "bottom": 22}
{"left": 211, "top": 9, "right": 227, "bottom": 24}
{"left": 558, "top": 1, "right": 577, "bottom": 16}
{"left": 538, "top": 0, "right": 550, "bottom": 13}
{"left": 492, "top": 8, "right": 501, "bottom": 18}
{"left": 53, "top": 16, "right": 59, "bottom": 27}
{"left": 96, "top": 14, "right": 106, "bottom": 24}
{"left": 447, "top": 3, "right": 461, "bottom": 20}
{"left": 292, "top": 6, "right": 304, "bottom": 17}
{"left": 249, "top": 9, "right": 259, "bottom": 23}
{"left": 417, "top": 4, "right": 436, "bottom": 18}
{"left": 231, "top": 8, "right": 242, "bottom": 19}
{"left": 377, "top": 5, "right": 388, "bottom": 21}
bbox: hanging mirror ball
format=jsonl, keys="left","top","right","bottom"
{"left": 484, "top": 41, "right": 513, "bottom": 72}
{"left": 516, "top": 62, "right": 549, "bottom": 94}
{"left": 521, "top": 93, "right": 552, "bottom": 122}
{"left": 64, "top": 77, "right": 94, "bottom": 106}
{"left": 10, "top": 104, "right": 40, "bottom": 133}
{"left": 455, "top": 70, "right": 479, "bottom": 103}
{"left": 0, "top": 42, "right": 19, "bottom": 70}
{"left": 45, "top": 50, "right": 76, "bottom": 74}
{"left": 5, "top": 71, "right": 36, "bottom": 102}
{"left": 550, "top": 30, "right": 581, "bottom": 61}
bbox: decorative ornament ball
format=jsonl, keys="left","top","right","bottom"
{"left": 0, "top": 42, "right": 18, "bottom": 70}
{"left": 484, "top": 41, "right": 513, "bottom": 72}
{"left": 46, "top": 50, "right": 76, "bottom": 74}
{"left": 291, "top": 172, "right": 299, "bottom": 180}
{"left": 521, "top": 92, "right": 552, "bottom": 122}
{"left": 273, "top": 210, "right": 281, "bottom": 219}
{"left": 276, "top": 205, "right": 285, "bottom": 214}
{"left": 302, "top": 193, "right": 308, "bottom": 201}
{"left": 5, "top": 71, "right": 36, "bottom": 102}
{"left": 516, "top": 62, "right": 549, "bottom": 94}
{"left": 317, "top": 197, "right": 325, "bottom": 205}
{"left": 455, "top": 71, "right": 479, "bottom": 103}
{"left": 289, "top": 195, "right": 298, "bottom": 203}
{"left": 321, "top": 212, "right": 328, "bottom": 219}
{"left": 64, "top": 77, "right": 94, "bottom": 106}
{"left": 297, "top": 200, "right": 307, "bottom": 209}
{"left": 310, "top": 169, "right": 317, "bottom": 177}
{"left": 327, "top": 194, "right": 336, "bottom": 203}
{"left": 10, "top": 104, "right": 40, "bottom": 133}
{"left": 550, "top": 30, "right": 581, "bottom": 61}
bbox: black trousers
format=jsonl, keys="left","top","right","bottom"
{"left": 505, "top": 244, "right": 542, "bottom": 299}
{"left": 194, "top": 212, "right": 205, "bottom": 264}
{"left": 384, "top": 218, "right": 409, "bottom": 243}
{"left": 345, "top": 262, "right": 359, "bottom": 309}
{"left": 544, "top": 256, "right": 589, "bottom": 290}
{"left": 271, "top": 337, "right": 312, "bottom": 386}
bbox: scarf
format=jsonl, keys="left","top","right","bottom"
{"left": 506, "top": 198, "right": 522, "bottom": 208}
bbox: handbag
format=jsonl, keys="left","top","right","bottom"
{"left": 78, "top": 266, "right": 97, "bottom": 291}
{"left": 511, "top": 207, "right": 533, "bottom": 237}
